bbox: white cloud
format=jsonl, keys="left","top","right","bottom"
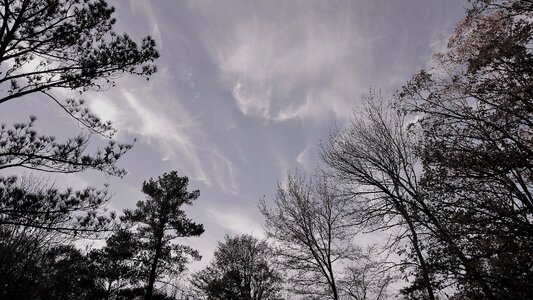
{"left": 232, "top": 80, "right": 272, "bottom": 119}
{"left": 120, "top": 90, "right": 209, "bottom": 184}
{"left": 89, "top": 88, "right": 239, "bottom": 194}
{"left": 208, "top": 7, "right": 365, "bottom": 123}
{"left": 210, "top": 148, "right": 239, "bottom": 195}
{"left": 128, "top": 1, "right": 162, "bottom": 45}
{"left": 207, "top": 207, "right": 265, "bottom": 238}
{"left": 90, "top": 97, "right": 118, "bottom": 123}
{"left": 296, "top": 142, "right": 312, "bottom": 170}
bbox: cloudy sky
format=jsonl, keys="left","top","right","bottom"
{"left": 0, "top": 0, "right": 467, "bottom": 267}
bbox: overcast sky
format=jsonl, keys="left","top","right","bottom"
{"left": 0, "top": 0, "right": 467, "bottom": 268}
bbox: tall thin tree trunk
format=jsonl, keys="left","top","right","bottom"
{"left": 397, "top": 202, "right": 436, "bottom": 300}
{"left": 145, "top": 229, "right": 164, "bottom": 300}
{"left": 406, "top": 220, "right": 436, "bottom": 300}
{"left": 145, "top": 245, "right": 161, "bottom": 300}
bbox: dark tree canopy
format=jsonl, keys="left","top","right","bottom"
{"left": 0, "top": 0, "right": 159, "bottom": 177}
{"left": 0, "top": 117, "right": 131, "bottom": 176}
{"left": 397, "top": 0, "right": 533, "bottom": 298}
{"left": 89, "top": 229, "right": 141, "bottom": 299}
{"left": 122, "top": 171, "right": 204, "bottom": 300}
{"left": 192, "top": 234, "right": 284, "bottom": 300}
{"left": 0, "top": 231, "right": 97, "bottom": 300}
{"left": 0, "top": 175, "right": 114, "bottom": 235}
{"left": 0, "top": 0, "right": 158, "bottom": 105}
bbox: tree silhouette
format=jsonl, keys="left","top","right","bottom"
{"left": 320, "top": 96, "right": 438, "bottom": 300}
{"left": 0, "top": 0, "right": 159, "bottom": 176}
{"left": 89, "top": 229, "right": 141, "bottom": 300}
{"left": 0, "top": 175, "right": 114, "bottom": 235}
{"left": 192, "top": 234, "right": 283, "bottom": 300}
{"left": 398, "top": 0, "right": 533, "bottom": 298}
{"left": 0, "top": 117, "right": 131, "bottom": 176}
{"left": 0, "top": 0, "right": 158, "bottom": 106}
{"left": 0, "top": 2, "right": 160, "bottom": 297}
{"left": 259, "top": 172, "right": 381, "bottom": 300}
{"left": 0, "top": 230, "right": 97, "bottom": 300}
{"left": 122, "top": 171, "right": 204, "bottom": 300}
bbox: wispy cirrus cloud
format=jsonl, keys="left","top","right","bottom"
{"left": 193, "top": 2, "right": 365, "bottom": 123}
{"left": 207, "top": 207, "right": 264, "bottom": 238}
{"left": 127, "top": 1, "right": 162, "bottom": 45}
{"left": 89, "top": 87, "right": 238, "bottom": 194}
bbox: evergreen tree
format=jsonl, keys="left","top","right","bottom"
{"left": 122, "top": 171, "right": 204, "bottom": 300}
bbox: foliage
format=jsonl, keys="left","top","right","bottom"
{"left": 192, "top": 234, "right": 284, "bottom": 300}
{"left": 122, "top": 171, "right": 204, "bottom": 300}
{"left": 397, "top": 0, "right": 533, "bottom": 298}
{"left": 0, "top": 1, "right": 159, "bottom": 293}
{"left": 0, "top": 229, "right": 97, "bottom": 300}
{"left": 0, "top": 0, "right": 158, "bottom": 105}
{"left": 0, "top": 175, "right": 114, "bottom": 235}
{"left": 36, "top": 245, "right": 98, "bottom": 300}
{"left": 0, "top": 226, "right": 49, "bottom": 300}
{"left": 89, "top": 229, "right": 141, "bottom": 299}
{"left": 0, "top": 116, "right": 132, "bottom": 176}
{"left": 0, "top": 0, "right": 159, "bottom": 176}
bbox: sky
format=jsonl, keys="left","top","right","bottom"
{"left": 0, "top": 0, "right": 468, "bottom": 269}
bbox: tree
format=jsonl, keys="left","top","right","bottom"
{"left": 260, "top": 172, "right": 389, "bottom": 300}
{"left": 0, "top": 225, "right": 51, "bottom": 300}
{"left": 89, "top": 229, "right": 141, "bottom": 300}
{"left": 397, "top": 0, "right": 533, "bottom": 298}
{"left": 340, "top": 247, "right": 394, "bottom": 300}
{"left": 0, "top": 116, "right": 132, "bottom": 177}
{"left": 0, "top": 1, "right": 160, "bottom": 297}
{"left": 0, "top": 174, "right": 116, "bottom": 298}
{"left": 321, "top": 96, "right": 439, "bottom": 300}
{"left": 192, "top": 234, "right": 283, "bottom": 300}
{"left": 122, "top": 171, "right": 204, "bottom": 300}
{"left": 0, "top": 228, "right": 97, "bottom": 300}
{"left": 318, "top": 1, "right": 532, "bottom": 298}
{"left": 0, "top": 0, "right": 159, "bottom": 176}
{"left": 0, "top": 0, "right": 158, "bottom": 105}
{"left": 0, "top": 175, "right": 114, "bottom": 235}
{"left": 36, "top": 245, "right": 98, "bottom": 300}
{"left": 322, "top": 94, "right": 518, "bottom": 299}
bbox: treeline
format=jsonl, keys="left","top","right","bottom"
{"left": 258, "top": 0, "right": 533, "bottom": 299}
{"left": 1, "top": 171, "right": 203, "bottom": 300}
{"left": 0, "top": 0, "right": 531, "bottom": 300}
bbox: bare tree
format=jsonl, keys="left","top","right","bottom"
{"left": 322, "top": 92, "right": 510, "bottom": 299}
{"left": 260, "top": 171, "right": 390, "bottom": 300}
{"left": 340, "top": 246, "right": 394, "bottom": 300}
{"left": 395, "top": 0, "right": 533, "bottom": 297}
{"left": 321, "top": 94, "right": 437, "bottom": 300}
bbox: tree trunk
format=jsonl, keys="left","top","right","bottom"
{"left": 145, "top": 230, "right": 164, "bottom": 300}
{"left": 407, "top": 222, "right": 436, "bottom": 300}
{"left": 398, "top": 203, "right": 436, "bottom": 300}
